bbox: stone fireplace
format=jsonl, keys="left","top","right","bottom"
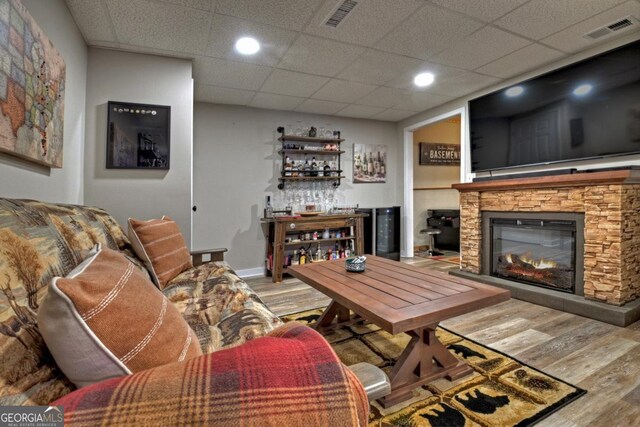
{"left": 451, "top": 169, "right": 640, "bottom": 326}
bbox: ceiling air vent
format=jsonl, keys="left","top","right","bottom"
{"left": 585, "top": 16, "right": 636, "bottom": 39}
{"left": 325, "top": 0, "right": 358, "bottom": 28}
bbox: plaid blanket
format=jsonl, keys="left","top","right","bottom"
{"left": 53, "top": 322, "right": 368, "bottom": 426}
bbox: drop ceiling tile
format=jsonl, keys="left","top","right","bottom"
{"left": 311, "top": 79, "right": 377, "bottom": 103}
{"left": 541, "top": 1, "right": 640, "bottom": 53}
{"left": 384, "top": 61, "right": 465, "bottom": 90}
{"left": 250, "top": 92, "right": 306, "bottom": 111}
{"left": 295, "top": 99, "right": 349, "bottom": 115}
{"left": 424, "top": 71, "right": 501, "bottom": 98}
{"left": 261, "top": 69, "right": 329, "bottom": 97}
{"left": 195, "top": 84, "right": 255, "bottom": 105}
{"left": 475, "top": 43, "right": 565, "bottom": 78}
{"left": 430, "top": 26, "right": 531, "bottom": 70}
{"left": 278, "top": 34, "right": 365, "bottom": 77}
{"left": 206, "top": 14, "right": 297, "bottom": 66}
{"left": 337, "top": 50, "right": 424, "bottom": 86}
{"left": 431, "top": 0, "right": 530, "bottom": 22}
{"left": 193, "top": 57, "right": 272, "bottom": 90}
{"left": 66, "top": 0, "right": 116, "bottom": 42}
{"left": 303, "top": 0, "right": 423, "bottom": 47}
{"left": 335, "top": 104, "right": 386, "bottom": 119}
{"left": 158, "top": 0, "right": 214, "bottom": 10}
{"left": 494, "top": 0, "right": 627, "bottom": 40}
{"left": 375, "top": 3, "right": 484, "bottom": 60}
{"left": 392, "top": 92, "right": 454, "bottom": 112}
{"left": 371, "top": 109, "right": 417, "bottom": 122}
{"left": 105, "top": 0, "right": 211, "bottom": 55}
{"left": 215, "top": 0, "right": 323, "bottom": 31}
{"left": 115, "top": 42, "right": 195, "bottom": 59}
{"left": 354, "top": 86, "right": 408, "bottom": 108}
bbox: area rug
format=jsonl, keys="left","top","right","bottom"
{"left": 283, "top": 309, "right": 586, "bottom": 427}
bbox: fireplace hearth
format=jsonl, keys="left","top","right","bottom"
{"left": 483, "top": 212, "right": 585, "bottom": 296}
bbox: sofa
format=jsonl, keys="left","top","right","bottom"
{"left": 0, "top": 198, "right": 368, "bottom": 425}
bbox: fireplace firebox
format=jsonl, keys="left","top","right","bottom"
{"left": 482, "top": 212, "right": 584, "bottom": 295}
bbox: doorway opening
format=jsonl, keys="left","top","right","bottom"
{"left": 402, "top": 108, "right": 466, "bottom": 258}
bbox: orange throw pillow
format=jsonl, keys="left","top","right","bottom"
{"left": 128, "top": 216, "right": 192, "bottom": 289}
{"left": 38, "top": 247, "right": 202, "bottom": 387}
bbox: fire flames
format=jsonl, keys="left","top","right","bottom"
{"left": 504, "top": 252, "right": 558, "bottom": 269}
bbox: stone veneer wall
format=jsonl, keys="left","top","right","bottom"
{"left": 459, "top": 184, "right": 640, "bottom": 306}
{"left": 621, "top": 186, "right": 640, "bottom": 303}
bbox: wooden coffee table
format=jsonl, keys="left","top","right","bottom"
{"left": 287, "top": 256, "right": 510, "bottom": 408}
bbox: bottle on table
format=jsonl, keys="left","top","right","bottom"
{"left": 265, "top": 196, "right": 273, "bottom": 218}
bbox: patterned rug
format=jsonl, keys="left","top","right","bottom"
{"left": 283, "top": 309, "right": 586, "bottom": 427}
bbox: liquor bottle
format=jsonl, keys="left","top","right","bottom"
{"left": 299, "top": 248, "right": 307, "bottom": 265}
{"left": 292, "top": 160, "right": 299, "bottom": 177}
{"left": 324, "top": 160, "right": 330, "bottom": 175}
{"left": 291, "top": 250, "right": 299, "bottom": 266}
{"left": 311, "top": 157, "right": 318, "bottom": 177}
{"left": 339, "top": 245, "right": 345, "bottom": 259}
{"left": 265, "top": 196, "right": 273, "bottom": 218}
{"left": 367, "top": 152, "right": 374, "bottom": 176}
{"left": 315, "top": 244, "right": 322, "bottom": 261}
{"left": 284, "top": 156, "right": 292, "bottom": 177}
{"left": 304, "top": 158, "right": 311, "bottom": 177}
{"left": 325, "top": 248, "right": 332, "bottom": 261}
{"left": 345, "top": 245, "right": 351, "bottom": 258}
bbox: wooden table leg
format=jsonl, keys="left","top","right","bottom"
{"left": 378, "top": 324, "right": 473, "bottom": 408}
{"left": 313, "top": 300, "right": 357, "bottom": 330}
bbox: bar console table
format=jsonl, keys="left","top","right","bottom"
{"left": 262, "top": 214, "right": 367, "bottom": 283}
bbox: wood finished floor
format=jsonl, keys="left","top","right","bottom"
{"left": 245, "top": 256, "right": 640, "bottom": 426}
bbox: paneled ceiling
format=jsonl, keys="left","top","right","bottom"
{"left": 65, "top": 0, "right": 640, "bottom": 121}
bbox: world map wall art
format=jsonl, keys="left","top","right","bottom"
{"left": 0, "top": 0, "right": 65, "bottom": 168}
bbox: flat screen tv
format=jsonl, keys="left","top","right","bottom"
{"left": 469, "top": 40, "right": 640, "bottom": 173}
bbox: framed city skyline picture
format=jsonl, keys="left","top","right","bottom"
{"left": 353, "top": 143, "right": 387, "bottom": 183}
{"left": 106, "top": 101, "right": 170, "bottom": 169}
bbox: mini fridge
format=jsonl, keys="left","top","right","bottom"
{"left": 356, "top": 206, "right": 401, "bottom": 261}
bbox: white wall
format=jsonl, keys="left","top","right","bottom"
{"left": 83, "top": 49, "right": 193, "bottom": 245}
{"left": 0, "top": 0, "right": 87, "bottom": 203}
{"left": 193, "top": 103, "right": 399, "bottom": 272}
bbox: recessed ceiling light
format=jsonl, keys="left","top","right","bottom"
{"left": 414, "top": 72, "right": 435, "bottom": 87}
{"left": 505, "top": 85, "right": 524, "bottom": 97}
{"left": 235, "top": 37, "right": 260, "bottom": 55}
{"left": 573, "top": 83, "right": 593, "bottom": 96}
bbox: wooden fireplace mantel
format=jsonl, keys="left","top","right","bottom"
{"left": 452, "top": 169, "right": 640, "bottom": 192}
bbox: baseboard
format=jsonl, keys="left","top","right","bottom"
{"left": 235, "top": 266, "right": 265, "bottom": 278}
